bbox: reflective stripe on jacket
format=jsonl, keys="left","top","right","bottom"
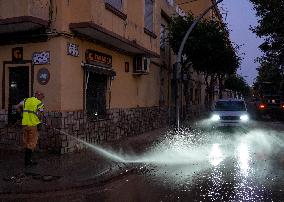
{"left": 22, "top": 97, "right": 44, "bottom": 126}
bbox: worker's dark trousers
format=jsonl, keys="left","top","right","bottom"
{"left": 24, "top": 148, "right": 32, "bottom": 166}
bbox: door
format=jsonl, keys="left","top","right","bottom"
{"left": 8, "top": 66, "right": 29, "bottom": 124}
{"left": 86, "top": 72, "right": 107, "bottom": 119}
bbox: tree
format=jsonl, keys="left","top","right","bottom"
{"left": 168, "top": 13, "right": 241, "bottom": 112}
{"left": 224, "top": 74, "right": 251, "bottom": 98}
{"left": 253, "top": 61, "right": 284, "bottom": 95}
{"left": 250, "top": 0, "right": 284, "bottom": 71}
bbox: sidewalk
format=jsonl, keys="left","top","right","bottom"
{"left": 0, "top": 128, "right": 168, "bottom": 196}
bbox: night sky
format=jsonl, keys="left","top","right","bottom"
{"left": 218, "top": 0, "right": 264, "bottom": 85}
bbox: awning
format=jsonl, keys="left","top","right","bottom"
{"left": 82, "top": 63, "right": 116, "bottom": 76}
{"left": 0, "top": 16, "right": 48, "bottom": 34}
{"left": 70, "top": 22, "right": 160, "bottom": 58}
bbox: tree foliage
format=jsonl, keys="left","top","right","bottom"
{"left": 167, "top": 13, "right": 241, "bottom": 76}
{"left": 225, "top": 74, "right": 251, "bottom": 97}
{"left": 250, "top": 0, "right": 284, "bottom": 70}
{"left": 168, "top": 13, "right": 241, "bottom": 106}
{"left": 253, "top": 61, "right": 283, "bottom": 91}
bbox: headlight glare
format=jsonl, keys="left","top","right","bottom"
{"left": 240, "top": 114, "right": 249, "bottom": 122}
{"left": 211, "top": 114, "right": 220, "bottom": 121}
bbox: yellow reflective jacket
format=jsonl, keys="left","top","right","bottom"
{"left": 22, "top": 97, "right": 44, "bottom": 126}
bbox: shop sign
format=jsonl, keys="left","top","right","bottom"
{"left": 32, "top": 51, "right": 50, "bottom": 65}
{"left": 67, "top": 43, "right": 79, "bottom": 57}
{"left": 12, "top": 47, "right": 23, "bottom": 62}
{"left": 85, "top": 49, "right": 112, "bottom": 67}
{"left": 37, "top": 68, "right": 50, "bottom": 85}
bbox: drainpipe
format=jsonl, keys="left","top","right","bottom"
{"left": 176, "top": 0, "right": 224, "bottom": 128}
{"left": 48, "top": 0, "right": 54, "bottom": 28}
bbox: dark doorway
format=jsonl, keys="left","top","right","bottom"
{"left": 86, "top": 72, "right": 107, "bottom": 119}
{"left": 8, "top": 66, "right": 29, "bottom": 124}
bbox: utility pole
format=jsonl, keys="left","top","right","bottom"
{"left": 175, "top": 0, "right": 224, "bottom": 128}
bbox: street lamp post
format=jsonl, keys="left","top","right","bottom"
{"left": 175, "top": 0, "right": 224, "bottom": 128}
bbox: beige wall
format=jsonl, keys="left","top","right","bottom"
{"left": 55, "top": 36, "right": 161, "bottom": 110}
{"left": 60, "top": 37, "right": 83, "bottom": 111}
{"left": 0, "top": 0, "right": 218, "bottom": 113}
{"left": 0, "top": 0, "right": 160, "bottom": 56}
{"left": 0, "top": 38, "right": 62, "bottom": 111}
{"left": 0, "top": 36, "right": 161, "bottom": 111}
{"left": 47, "top": 0, "right": 159, "bottom": 56}
{"left": 0, "top": 0, "right": 50, "bottom": 20}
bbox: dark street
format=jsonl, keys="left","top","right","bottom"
{"left": 2, "top": 120, "right": 283, "bottom": 202}
{"left": 88, "top": 121, "right": 284, "bottom": 202}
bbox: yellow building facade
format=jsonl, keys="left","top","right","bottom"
{"left": 0, "top": 0, "right": 216, "bottom": 153}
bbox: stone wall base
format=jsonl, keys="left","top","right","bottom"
{"left": 0, "top": 107, "right": 170, "bottom": 154}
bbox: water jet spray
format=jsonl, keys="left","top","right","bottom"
{"left": 42, "top": 122, "right": 127, "bottom": 162}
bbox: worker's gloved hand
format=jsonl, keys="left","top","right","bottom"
{"left": 43, "top": 118, "right": 52, "bottom": 129}
{"left": 37, "top": 123, "right": 42, "bottom": 131}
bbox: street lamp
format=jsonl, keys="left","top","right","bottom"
{"left": 175, "top": 0, "right": 224, "bottom": 128}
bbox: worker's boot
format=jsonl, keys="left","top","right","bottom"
{"left": 24, "top": 148, "right": 31, "bottom": 167}
{"left": 25, "top": 149, "right": 37, "bottom": 167}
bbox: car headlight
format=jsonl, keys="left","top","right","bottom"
{"left": 211, "top": 114, "right": 220, "bottom": 121}
{"left": 240, "top": 114, "right": 249, "bottom": 122}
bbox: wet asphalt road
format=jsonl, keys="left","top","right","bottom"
{"left": 2, "top": 120, "right": 284, "bottom": 202}
{"left": 90, "top": 121, "right": 284, "bottom": 202}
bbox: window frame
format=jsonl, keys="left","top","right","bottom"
{"left": 144, "top": 0, "right": 155, "bottom": 35}
{"left": 105, "top": 0, "right": 123, "bottom": 11}
{"left": 105, "top": 0, "right": 127, "bottom": 20}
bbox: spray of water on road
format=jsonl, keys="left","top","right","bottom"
{"left": 47, "top": 121, "right": 284, "bottom": 163}
{"left": 44, "top": 123, "right": 127, "bottom": 162}
{"left": 47, "top": 120, "right": 284, "bottom": 201}
{"left": 45, "top": 121, "right": 284, "bottom": 185}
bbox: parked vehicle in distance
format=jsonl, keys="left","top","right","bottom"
{"left": 210, "top": 99, "right": 250, "bottom": 128}
{"left": 254, "top": 82, "right": 284, "bottom": 120}
{"left": 255, "top": 95, "right": 284, "bottom": 120}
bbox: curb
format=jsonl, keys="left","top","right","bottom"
{"left": 0, "top": 163, "right": 136, "bottom": 196}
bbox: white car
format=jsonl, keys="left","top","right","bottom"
{"left": 210, "top": 99, "right": 250, "bottom": 128}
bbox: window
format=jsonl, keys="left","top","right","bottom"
{"left": 86, "top": 72, "right": 107, "bottom": 119}
{"left": 105, "top": 0, "right": 123, "bottom": 11}
{"left": 133, "top": 56, "right": 150, "bottom": 73}
{"left": 160, "top": 24, "right": 166, "bottom": 49}
{"left": 214, "top": 101, "right": 246, "bottom": 111}
{"left": 145, "top": 0, "right": 154, "bottom": 31}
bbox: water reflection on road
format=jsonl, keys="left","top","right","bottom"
{"left": 127, "top": 124, "right": 284, "bottom": 201}
{"left": 89, "top": 121, "right": 284, "bottom": 201}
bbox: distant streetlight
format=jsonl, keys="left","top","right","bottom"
{"left": 176, "top": 0, "right": 224, "bottom": 128}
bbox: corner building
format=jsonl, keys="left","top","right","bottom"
{"left": 0, "top": 0, "right": 172, "bottom": 153}
{"left": 0, "top": 0, "right": 217, "bottom": 153}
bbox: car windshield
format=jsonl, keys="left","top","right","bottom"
{"left": 214, "top": 101, "right": 246, "bottom": 111}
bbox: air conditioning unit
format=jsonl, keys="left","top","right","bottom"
{"left": 133, "top": 56, "right": 150, "bottom": 73}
